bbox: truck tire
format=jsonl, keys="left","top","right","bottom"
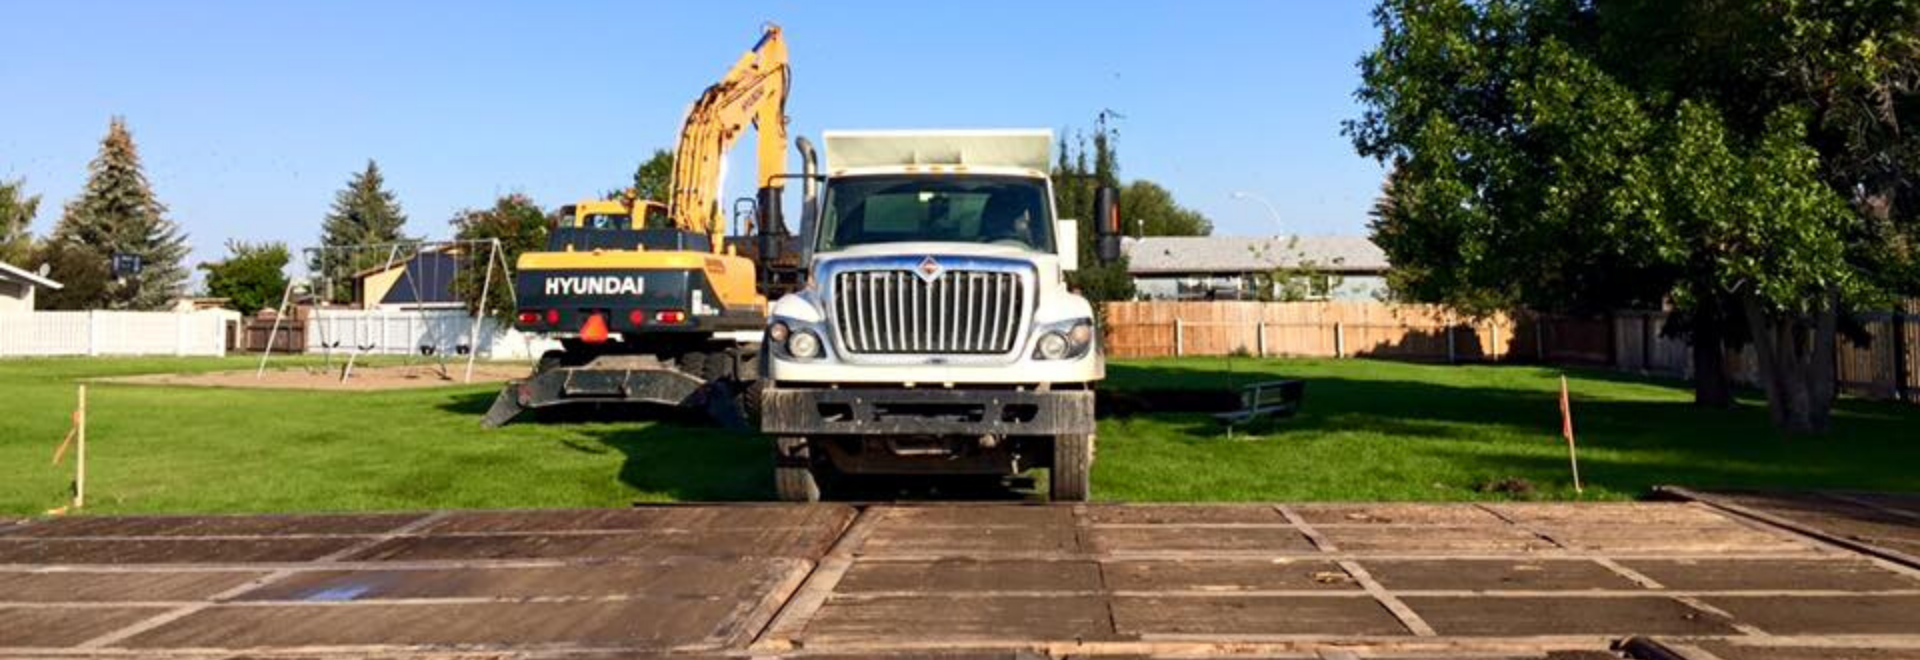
{"left": 1050, "top": 433, "right": 1093, "bottom": 502}
{"left": 774, "top": 436, "right": 822, "bottom": 502}
{"left": 739, "top": 379, "right": 765, "bottom": 427}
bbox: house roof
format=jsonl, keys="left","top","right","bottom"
{"left": 0, "top": 261, "right": 63, "bottom": 289}
{"left": 1122, "top": 236, "right": 1389, "bottom": 275}
{"left": 350, "top": 245, "right": 464, "bottom": 279}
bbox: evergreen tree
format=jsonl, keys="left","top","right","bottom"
{"left": 1058, "top": 112, "right": 1137, "bottom": 306}
{"left": 0, "top": 178, "right": 39, "bottom": 265}
{"left": 313, "top": 160, "right": 407, "bottom": 301}
{"left": 49, "top": 117, "right": 189, "bottom": 309}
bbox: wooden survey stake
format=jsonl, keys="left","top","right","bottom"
{"left": 1559, "top": 375, "right": 1582, "bottom": 494}
{"left": 50, "top": 385, "right": 86, "bottom": 512}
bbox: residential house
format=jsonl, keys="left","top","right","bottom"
{"left": 1123, "top": 235, "right": 1390, "bottom": 301}
{"left": 0, "top": 261, "right": 62, "bottom": 311}
{"left": 351, "top": 248, "right": 464, "bottom": 310}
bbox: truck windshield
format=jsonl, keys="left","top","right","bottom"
{"left": 818, "top": 175, "right": 1053, "bottom": 252}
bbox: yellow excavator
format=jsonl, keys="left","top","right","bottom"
{"left": 485, "top": 24, "right": 798, "bottom": 427}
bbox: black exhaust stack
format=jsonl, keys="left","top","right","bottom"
{"left": 1094, "top": 186, "right": 1122, "bottom": 265}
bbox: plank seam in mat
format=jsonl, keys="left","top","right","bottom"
{"left": 1590, "top": 556, "right": 1667, "bottom": 590}
{"left": 1666, "top": 594, "right": 1771, "bottom": 638}
{"left": 1821, "top": 491, "right": 1920, "bottom": 523}
{"left": 1656, "top": 486, "right": 1920, "bottom": 580}
{"left": 1472, "top": 503, "right": 1573, "bottom": 550}
{"left": 1276, "top": 505, "right": 1340, "bottom": 552}
{"left": 72, "top": 510, "right": 449, "bottom": 650}
{"left": 2, "top": 526, "right": 837, "bottom": 542}
{"left": 748, "top": 505, "right": 883, "bottom": 651}
{"left": 1080, "top": 504, "right": 1125, "bottom": 644}
{"left": 1279, "top": 505, "right": 1437, "bottom": 638}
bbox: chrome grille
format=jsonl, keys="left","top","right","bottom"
{"left": 834, "top": 269, "right": 1025, "bottom": 354}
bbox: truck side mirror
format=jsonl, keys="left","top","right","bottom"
{"left": 1094, "top": 186, "right": 1121, "bottom": 264}
{"left": 1055, "top": 219, "right": 1079, "bottom": 272}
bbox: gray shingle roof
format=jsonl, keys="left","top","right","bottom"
{"left": 1121, "top": 236, "right": 1388, "bottom": 275}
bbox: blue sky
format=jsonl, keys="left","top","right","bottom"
{"left": 1, "top": 1, "right": 1386, "bottom": 270}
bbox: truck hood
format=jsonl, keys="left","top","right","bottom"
{"left": 813, "top": 242, "right": 1064, "bottom": 282}
{"left": 816, "top": 242, "right": 1044, "bottom": 262}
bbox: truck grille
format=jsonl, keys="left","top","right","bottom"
{"left": 833, "top": 269, "right": 1026, "bottom": 355}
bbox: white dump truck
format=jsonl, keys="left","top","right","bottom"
{"left": 760, "top": 130, "right": 1119, "bottom": 501}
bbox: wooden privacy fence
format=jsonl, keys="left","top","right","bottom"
{"left": 1105, "top": 299, "right": 1920, "bottom": 403}
{"left": 1103, "top": 301, "right": 1521, "bottom": 362}
{"left": 1610, "top": 301, "right": 1919, "bottom": 402}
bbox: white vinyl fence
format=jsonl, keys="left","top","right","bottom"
{"left": 0, "top": 311, "right": 233, "bottom": 357}
{"left": 299, "top": 309, "right": 558, "bottom": 361}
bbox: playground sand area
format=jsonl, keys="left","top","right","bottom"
{"left": 96, "top": 362, "right": 531, "bottom": 391}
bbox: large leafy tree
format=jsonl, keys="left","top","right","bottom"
{"left": 0, "top": 178, "right": 39, "bottom": 265}
{"left": 631, "top": 149, "right": 674, "bottom": 204}
{"left": 313, "top": 160, "right": 407, "bottom": 301}
{"left": 199, "top": 240, "right": 290, "bottom": 314}
{"left": 451, "top": 193, "right": 547, "bottom": 320}
{"left": 1120, "top": 180, "right": 1213, "bottom": 237}
{"left": 48, "top": 117, "right": 190, "bottom": 310}
{"left": 1349, "top": 0, "right": 1919, "bottom": 432}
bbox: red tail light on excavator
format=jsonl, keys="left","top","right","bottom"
{"left": 654, "top": 310, "right": 687, "bottom": 324}
{"left": 628, "top": 309, "right": 645, "bottom": 326}
{"left": 545, "top": 309, "right": 560, "bottom": 325}
{"left": 516, "top": 310, "right": 540, "bottom": 325}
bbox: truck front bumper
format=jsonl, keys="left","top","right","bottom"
{"left": 761, "top": 386, "right": 1095, "bottom": 436}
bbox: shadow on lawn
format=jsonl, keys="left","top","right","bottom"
{"left": 439, "top": 361, "right": 1920, "bottom": 502}
{"left": 1105, "top": 361, "right": 1920, "bottom": 497}
{"left": 440, "top": 390, "right": 768, "bottom": 501}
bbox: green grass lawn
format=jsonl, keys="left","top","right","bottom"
{"left": 2, "top": 355, "right": 1915, "bottom": 515}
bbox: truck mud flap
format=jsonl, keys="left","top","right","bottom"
{"left": 481, "top": 366, "right": 741, "bottom": 429}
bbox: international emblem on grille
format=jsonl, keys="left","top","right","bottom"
{"left": 915, "top": 256, "right": 943, "bottom": 282}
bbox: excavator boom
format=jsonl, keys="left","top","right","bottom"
{"left": 669, "top": 25, "right": 790, "bottom": 248}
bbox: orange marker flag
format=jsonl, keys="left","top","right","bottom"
{"left": 1559, "top": 375, "right": 1583, "bottom": 494}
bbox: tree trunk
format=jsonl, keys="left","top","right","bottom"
{"left": 1741, "top": 293, "right": 1838, "bottom": 434}
{"left": 1808, "top": 293, "right": 1839, "bottom": 431}
{"left": 1690, "top": 312, "right": 1734, "bottom": 408}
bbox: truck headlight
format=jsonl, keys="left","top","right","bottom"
{"left": 1037, "top": 333, "right": 1070, "bottom": 360}
{"left": 787, "top": 330, "right": 822, "bottom": 360}
{"left": 1032, "top": 318, "right": 1095, "bottom": 360}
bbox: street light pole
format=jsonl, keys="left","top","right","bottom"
{"left": 1230, "top": 191, "right": 1285, "bottom": 236}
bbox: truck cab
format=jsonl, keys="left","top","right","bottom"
{"left": 761, "top": 130, "right": 1106, "bottom": 501}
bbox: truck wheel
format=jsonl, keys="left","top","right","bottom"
{"left": 1050, "top": 433, "right": 1093, "bottom": 502}
{"left": 774, "top": 436, "right": 822, "bottom": 502}
{"left": 739, "top": 379, "right": 765, "bottom": 427}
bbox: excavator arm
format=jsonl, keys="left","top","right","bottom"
{"left": 668, "top": 24, "right": 791, "bottom": 250}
